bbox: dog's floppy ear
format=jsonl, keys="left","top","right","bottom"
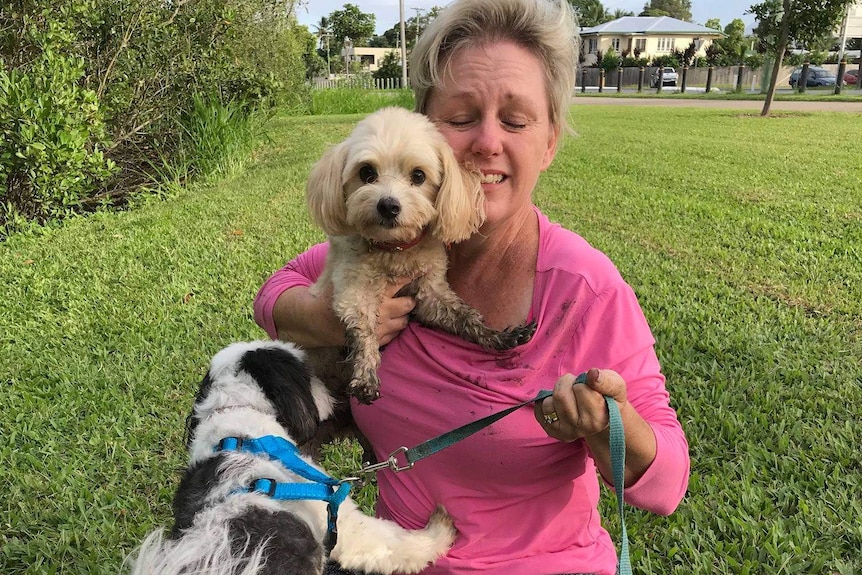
{"left": 432, "top": 141, "right": 485, "bottom": 244}
{"left": 306, "top": 141, "right": 351, "bottom": 236}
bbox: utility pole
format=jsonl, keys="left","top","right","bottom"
{"left": 411, "top": 7, "right": 425, "bottom": 47}
{"left": 323, "top": 33, "right": 331, "bottom": 78}
{"left": 399, "top": 0, "right": 408, "bottom": 88}
{"left": 836, "top": 2, "right": 854, "bottom": 63}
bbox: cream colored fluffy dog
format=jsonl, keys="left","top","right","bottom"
{"left": 306, "top": 107, "right": 535, "bottom": 404}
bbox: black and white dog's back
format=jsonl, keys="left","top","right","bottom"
{"left": 129, "top": 341, "right": 455, "bottom": 575}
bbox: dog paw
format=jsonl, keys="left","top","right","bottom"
{"left": 427, "top": 505, "right": 456, "bottom": 538}
{"left": 386, "top": 505, "right": 455, "bottom": 573}
{"left": 422, "top": 505, "right": 457, "bottom": 557}
{"left": 487, "top": 320, "right": 537, "bottom": 350}
{"left": 348, "top": 377, "right": 382, "bottom": 404}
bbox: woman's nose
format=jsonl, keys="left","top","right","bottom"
{"left": 470, "top": 119, "right": 503, "bottom": 157}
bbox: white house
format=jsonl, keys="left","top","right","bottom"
{"left": 579, "top": 16, "right": 724, "bottom": 66}
{"left": 340, "top": 45, "right": 399, "bottom": 72}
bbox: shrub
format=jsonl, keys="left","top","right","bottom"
{"left": 600, "top": 48, "right": 621, "bottom": 73}
{"left": 0, "top": 0, "right": 310, "bottom": 237}
{"left": 373, "top": 51, "right": 403, "bottom": 82}
{"left": 807, "top": 50, "right": 828, "bottom": 65}
{"left": 622, "top": 56, "right": 650, "bottom": 68}
{"left": 651, "top": 54, "right": 680, "bottom": 68}
{"left": 785, "top": 52, "right": 806, "bottom": 66}
{"left": 0, "top": 8, "right": 116, "bottom": 235}
{"left": 744, "top": 53, "right": 765, "bottom": 69}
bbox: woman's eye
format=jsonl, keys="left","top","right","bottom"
{"left": 410, "top": 169, "right": 426, "bottom": 185}
{"left": 504, "top": 119, "right": 527, "bottom": 129}
{"left": 446, "top": 117, "right": 472, "bottom": 127}
{"left": 359, "top": 165, "right": 378, "bottom": 184}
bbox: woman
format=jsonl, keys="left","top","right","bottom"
{"left": 254, "top": 0, "right": 690, "bottom": 573}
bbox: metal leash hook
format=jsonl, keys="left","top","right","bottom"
{"left": 356, "top": 446, "right": 414, "bottom": 475}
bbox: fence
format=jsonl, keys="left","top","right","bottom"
{"left": 313, "top": 77, "right": 406, "bottom": 90}
{"left": 576, "top": 63, "right": 859, "bottom": 92}
{"left": 312, "top": 63, "right": 861, "bottom": 93}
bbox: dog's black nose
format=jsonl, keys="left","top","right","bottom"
{"left": 377, "top": 197, "right": 401, "bottom": 220}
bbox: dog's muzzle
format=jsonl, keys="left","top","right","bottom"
{"left": 377, "top": 197, "right": 401, "bottom": 223}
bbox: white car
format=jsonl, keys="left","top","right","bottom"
{"left": 651, "top": 66, "right": 678, "bottom": 87}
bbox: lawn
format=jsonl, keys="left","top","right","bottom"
{"left": 1, "top": 103, "right": 860, "bottom": 574}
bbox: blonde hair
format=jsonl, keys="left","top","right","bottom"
{"left": 411, "top": 0, "right": 579, "bottom": 136}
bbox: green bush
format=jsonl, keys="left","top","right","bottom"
{"left": 807, "top": 50, "right": 828, "bottom": 66}
{"left": 0, "top": 0, "right": 310, "bottom": 237}
{"left": 373, "top": 51, "right": 403, "bottom": 81}
{"left": 600, "top": 48, "right": 621, "bottom": 73}
{"left": 744, "top": 53, "right": 766, "bottom": 69}
{"left": 0, "top": 12, "right": 116, "bottom": 235}
{"left": 621, "top": 56, "right": 650, "bottom": 68}
{"left": 651, "top": 54, "right": 681, "bottom": 68}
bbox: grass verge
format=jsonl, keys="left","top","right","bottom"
{"left": 1, "top": 104, "right": 860, "bottom": 574}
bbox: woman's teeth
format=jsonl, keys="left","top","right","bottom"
{"left": 480, "top": 173, "right": 504, "bottom": 184}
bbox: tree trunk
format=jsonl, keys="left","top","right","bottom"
{"left": 761, "top": 0, "right": 792, "bottom": 117}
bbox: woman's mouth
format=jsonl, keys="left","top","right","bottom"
{"left": 480, "top": 172, "right": 505, "bottom": 184}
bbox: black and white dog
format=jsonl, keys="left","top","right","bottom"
{"left": 128, "top": 340, "right": 455, "bottom": 575}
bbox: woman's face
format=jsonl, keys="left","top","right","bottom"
{"left": 425, "top": 40, "right": 559, "bottom": 229}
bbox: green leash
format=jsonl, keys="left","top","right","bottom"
{"left": 357, "top": 372, "right": 632, "bottom": 575}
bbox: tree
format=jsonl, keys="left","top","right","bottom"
{"left": 372, "top": 50, "right": 402, "bottom": 80}
{"left": 705, "top": 18, "right": 722, "bottom": 31}
{"left": 312, "top": 16, "right": 332, "bottom": 77}
{"left": 373, "top": 6, "right": 443, "bottom": 48}
{"left": 299, "top": 24, "right": 327, "bottom": 79}
{"left": 749, "top": 0, "right": 855, "bottom": 116}
{"left": 718, "top": 18, "right": 748, "bottom": 62}
{"left": 613, "top": 8, "right": 635, "bottom": 19}
{"left": 639, "top": 0, "right": 692, "bottom": 21}
{"left": 329, "top": 3, "right": 375, "bottom": 47}
{"left": 600, "top": 47, "right": 620, "bottom": 72}
{"left": 568, "top": 0, "right": 611, "bottom": 27}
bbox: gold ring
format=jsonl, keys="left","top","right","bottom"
{"left": 543, "top": 412, "right": 559, "bottom": 425}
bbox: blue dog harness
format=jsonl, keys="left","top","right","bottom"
{"left": 215, "top": 435, "right": 351, "bottom": 553}
{"left": 213, "top": 372, "right": 630, "bottom": 574}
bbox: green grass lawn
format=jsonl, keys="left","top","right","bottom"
{"left": 1, "top": 103, "right": 860, "bottom": 574}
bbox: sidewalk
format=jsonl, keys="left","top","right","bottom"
{"left": 572, "top": 95, "right": 862, "bottom": 113}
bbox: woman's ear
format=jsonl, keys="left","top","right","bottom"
{"left": 306, "top": 141, "right": 351, "bottom": 236}
{"left": 541, "top": 125, "right": 560, "bottom": 171}
{"left": 432, "top": 141, "right": 485, "bottom": 244}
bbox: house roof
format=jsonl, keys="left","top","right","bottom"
{"left": 580, "top": 16, "right": 724, "bottom": 37}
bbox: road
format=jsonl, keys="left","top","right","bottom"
{"left": 572, "top": 95, "right": 862, "bottom": 113}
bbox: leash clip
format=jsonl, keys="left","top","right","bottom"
{"left": 357, "top": 446, "right": 413, "bottom": 474}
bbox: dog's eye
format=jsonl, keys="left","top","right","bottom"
{"left": 410, "top": 169, "right": 426, "bottom": 186}
{"left": 359, "top": 165, "right": 378, "bottom": 184}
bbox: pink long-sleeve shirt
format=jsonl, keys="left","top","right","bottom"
{"left": 254, "top": 207, "right": 689, "bottom": 575}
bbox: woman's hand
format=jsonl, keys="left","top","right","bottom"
{"left": 534, "top": 368, "right": 627, "bottom": 442}
{"left": 535, "top": 368, "right": 658, "bottom": 487}
{"left": 273, "top": 277, "right": 417, "bottom": 348}
{"left": 376, "top": 277, "right": 417, "bottom": 346}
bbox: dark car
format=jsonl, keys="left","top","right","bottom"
{"left": 789, "top": 66, "right": 838, "bottom": 88}
{"left": 844, "top": 69, "right": 859, "bottom": 85}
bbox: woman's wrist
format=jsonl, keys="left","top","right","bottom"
{"left": 273, "top": 287, "right": 345, "bottom": 347}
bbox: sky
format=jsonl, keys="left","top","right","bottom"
{"left": 294, "top": 0, "right": 758, "bottom": 37}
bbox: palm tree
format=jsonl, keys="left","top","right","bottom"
{"left": 313, "top": 16, "right": 332, "bottom": 77}
{"left": 570, "top": 0, "right": 611, "bottom": 27}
